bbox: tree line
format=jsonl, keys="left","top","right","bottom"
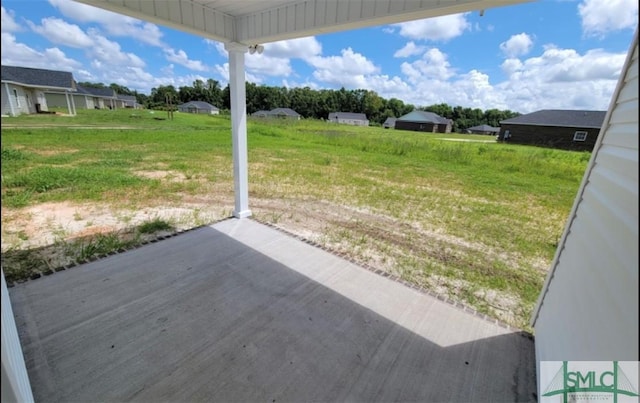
{"left": 80, "top": 80, "right": 520, "bottom": 132}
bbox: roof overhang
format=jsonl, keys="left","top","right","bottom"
{"left": 74, "top": 0, "right": 531, "bottom": 45}
{"left": 1, "top": 80, "right": 75, "bottom": 92}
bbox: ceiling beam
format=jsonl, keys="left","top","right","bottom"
{"left": 235, "top": 0, "right": 528, "bottom": 44}
{"left": 75, "top": 0, "right": 236, "bottom": 42}
{"left": 76, "top": 0, "right": 529, "bottom": 45}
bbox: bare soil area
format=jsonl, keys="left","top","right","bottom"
{"left": 1, "top": 175, "right": 535, "bottom": 327}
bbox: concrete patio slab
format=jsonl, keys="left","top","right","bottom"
{"left": 8, "top": 218, "right": 536, "bottom": 402}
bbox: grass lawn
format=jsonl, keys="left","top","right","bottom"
{"left": 1, "top": 108, "right": 591, "bottom": 329}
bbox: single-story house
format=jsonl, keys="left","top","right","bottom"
{"left": 328, "top": 112, "right": 369, "bottom": 126}
{"left": 251, "top": 110, "right": 271, "bottom": 117}
{"left": 466, "top": 124, "right": 500, "bottom": 135}
{"left": 177, "top": 101, "right": 220, "bottom": 115}
{"left": 269, "top": 108, "right": 301, "bottom": 119}
{"left": 395, "top": 110, "right": 452, "bottom": 133}
{"left": 383, "top": 117, "right": 397, "bottom": 129}
{"left": 251, "top": 108, "right": 301, "bottom": 119}
{"left": 1, "top": 65, "right": 77, "bottom": 116}
{"left": 73, "top": 84, "right": 117, "bottom": 110}
{"left": 116, "top": 94, "right": 142, "bottom": 109}
{"left": 498, "top": 109, "right": 606, "bottom": 151}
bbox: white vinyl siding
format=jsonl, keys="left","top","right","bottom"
{"left": 532, "top": 28, "right": 638, "bottom": 387}
{"left": 1, "top": 269, "right": 35, "bottom": 403}
{"left": 1, "top": 85, "right": 30, "bottom": 116}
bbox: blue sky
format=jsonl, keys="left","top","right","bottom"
{"left": 1, "top": 0, "right": 637, "bottom": 113}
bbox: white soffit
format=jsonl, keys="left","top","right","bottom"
{"left": 74, "top": 0, "right": 530, "bottom": 44}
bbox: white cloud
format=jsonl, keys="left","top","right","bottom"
{"left": 1, "top": 6, "right": 21, "bottom": 32}
{"left": 578, "top": 0, "right": 638, "bottom": 37}
{"left": 337, "top": 43, "right": 626, "bottom": 114}
{"left": 501, "top": 58, "right": 523, "bottom": 76}
{"left": 309, "top": 48, "right": 378, "bottom": 75}
{"left": 48, "top": 0, "right": 164, "bottom": 46}
{"left": 210, "top": 40, "right": 294, "bottom": 78}
{"left": 363, "top": 74, "right": 414, "bottom": 101}
{"left": 394, "top": 41, "right": 426, "bottom": 58}
{"left": 495, "top": 46, "right": 626, "bottom": 112}
{"left": 1, "top": 32, "right": 81, "bottom": 71}
{"left": 313, "top": 70, "right": 368, "bottom": 88}
{"left": 87, "top": 29, "right": 146, "bottom": 69}
{"left": 264, "top": 37, "right": 322, "bottom": 59}
{"left": 503, "top": 46, "right": 625, "bottom": 83}
{"left": 308, "top": 48, "right": 379, "bottom": 88}
{"left": 392, "top": 13, "right": 470, "bottom": 42}
{"left": 282, "top": 79, "right": 320, "bottom": 90}
{"left": 499, "top": 33, "right": 533, "bottom": 58}
{"left": 29, "top": 17, "right": 93, "bottom": 48}
{"left": 246, "top": 53, "right": 292, "bottom": 77}
{"left": 164, "top": 48, "right": 208, "bottom": 72}
{"left": 400, "top": 48, "right": 454, "bottom": 83}
{"left": 212, "top": 41, "right": 228, "bottom": 57}
{"left": 214, "top": 63, "right": 262, "bottom": 84}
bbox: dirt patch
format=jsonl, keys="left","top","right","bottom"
{"left": 1, "top": 196, "right": 543, "bottom": 329}
{"left": 28, "top": 148, "right": 80, "bottom": 156}
{"left": 1, "top": 201, "right": 226, "bottom": 251}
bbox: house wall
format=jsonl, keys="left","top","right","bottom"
{"left": 498, "top": 124, "right": 599, "bottom": 151}
{"left": 395, "top": 121, "right": 437, "bottom": 132}
{"left": 1, "top": 84, "right": 32, "bottom": 116}
{"left": 336, "top": 118, "right": 368, "bottom": 126}
{"left": 531, "top": 30, "right": 638, "bottom": 393}
{"left": 469, "top": 129, "right": 497, "bottom": 135}
{"left": 179, "top": 107, "right": 211, "bottom": 114}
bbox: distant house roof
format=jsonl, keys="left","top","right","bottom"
{"left": 270, "top": 107, "right": 300, "bottom": 117}
{"left": 329, "top": 112, "right": 368, "bottom": 121}
{"left": 467, "top": 124, "right": 500, "bottom": 132}
{"left": 499, "top": 109, "right": 607, "bottom": 129}
{"left": 178, "top": 101, "right": 219, "bottom": 110}
{"left": 1, "top": 65, "right": 75, "bottom": 90}
{"left": 397, "top": 110, "right": 450, "bottom": 125}
{"left": 252, "top": 110, "right": 271, "bottom": 116}
{"left": 117, "top": 94, "right": 137, "bottom": 104}
{"left": 76, "top": 84, "right": 116, "bottom": 97}
{"left": 383, "top": 117, "right": 397, "bottom": 126}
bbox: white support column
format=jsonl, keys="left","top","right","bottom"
{"left": 225, "top": 42, "right": 252, "bottom": 219}
{"left": 64, "top": 91, "right": 76, "bottom": 116}
{"left": 1, "top": 269, "right": 35, "bottom": 403}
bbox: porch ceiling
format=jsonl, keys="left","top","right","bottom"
{"left": 74, "top": 0, "right": 530, "bottom": 45}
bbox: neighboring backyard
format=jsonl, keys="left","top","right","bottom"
{"left": 1, "top": 109, "right": 591, "bottom": 330}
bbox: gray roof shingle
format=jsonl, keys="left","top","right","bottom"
{"left": 178, "top": 101, "right": 218, "bottom": 110}
{"left": 499, "top": 109, "right": 606, "bottom": 128}
{"left": 467, "top": 124, "right": 500, "bottom": 132}
{"left": 1, "top": 65, "right": 75, "bottom": 90}
{"left": 76, "top": 84, "right": 116, "bottom": 97}
{"left": 397, "top": 110, "right": 450, "bottom": 124}
{"left": 270, "top": 108, "right": 300, "bottom": 117}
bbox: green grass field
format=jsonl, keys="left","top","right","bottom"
{"left": 1, "top": 108, "right": 591, "bottom": 329}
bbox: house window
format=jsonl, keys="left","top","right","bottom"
{"left": 573, "top": 131, "right": 588, "bottom": 142}
{"left": 13, "top": 89, "right": 20, "bottom": 107}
